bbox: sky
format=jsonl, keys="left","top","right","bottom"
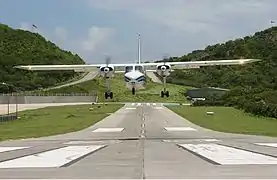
{"left": 0, "top": 0, "right": 276, "bottom": 64}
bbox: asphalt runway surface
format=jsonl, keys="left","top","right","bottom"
{"left": 0, "top": 103, "right": 277, "bottom": 179}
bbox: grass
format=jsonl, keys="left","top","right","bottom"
{"left": 42, "top": 74, "right": 192, "bottom": 103}
{"left": 0, "top": 103, "right": 123, "bottom": 141}
{"left": 167, "top": 106, "right": 277, "bottom": 137}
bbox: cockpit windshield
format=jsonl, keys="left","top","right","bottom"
{"left": 135, "top": 65, "right": 143, "bottom": 73}
{"left": 125, "top": 66, "right": 133, "bottom": 73}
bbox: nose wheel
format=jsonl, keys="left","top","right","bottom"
{"left": 132, "top": 87, "right": 135, "bottom": 95}
{"left": 161, "top": 90, "right": 169, "bottom": 98}
{"left": 105, "top": 91, "right": 113, "bottom": 99}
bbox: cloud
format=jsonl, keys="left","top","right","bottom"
{"left": 87, "top": 0, "right": 276, "bottom": 35}
{"left": 80, "top": 26, "right": 115, "bottom": 52}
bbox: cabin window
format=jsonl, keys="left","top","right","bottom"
{"left": 125, "top": 66, "right": 133, "bottom": 73}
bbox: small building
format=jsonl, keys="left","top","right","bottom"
{"left": 185, "top": 87, "right": 229, "bottom": 102}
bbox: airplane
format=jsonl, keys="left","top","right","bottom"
{"left": 14, "top": 34, "right": 261, "bottom": 99}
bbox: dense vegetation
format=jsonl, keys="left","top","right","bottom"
{"left": 164, "top": 26, "right": 277, "bottom": 118}
{"left": 0, "top": 23, "right": 85, "bottom": 93}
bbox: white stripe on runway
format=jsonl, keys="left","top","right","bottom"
{"left": 131, "top": 103, "right": 135, "bottom": 106}
{"left": 92, "top": 128, "right": 124, "bottom": 132}
{"left": 178, "top": 143, "right": 277, "bottom": 165}
{"left": 126, "top": 107, "right": 136, "bottom": 110}
{"left": 155, "top": 107, "right": 163, "bottom": 109}
{"left": 137, "top": 103, "right": 141, "bottom": 106}
{"left": 255, "top": 143, "right": 277, "bottom": 148}
{"left": 64, "top": 141, "right": 104, "bottom": 145}
{"left": 146, "top": 103, "right": 150, "bottom": 106}
{"left": 164, "top": 127, "right": 197, "bottom": 131}
{"left": 0, "top": 145, "right": 105, "bottom": 168}
{"left": 0, "top": 147, "right": 29, "bottom": 153}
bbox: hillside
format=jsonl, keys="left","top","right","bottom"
{"left": 0, "top": 23, "right": 85, "bottom": 93}
{"left": 166, "top": 26, "right": 277, "bottom": 90}
{"left": 164, "top": 26, "right": 277, "bottom": 118}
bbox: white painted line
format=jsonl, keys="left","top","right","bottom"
{"left": 200, "top": 139, "right": 220, "bottom": 142}
{"left": 0, "top": 147, "right": 29, "bottom": 153}
{"left": 155, "top": 107, "right": 163, "bottom": 109}
{"left": 153, "top": 103, "right": 156, "bottom": 106}
{"left": 131, "top": 103, "right": 135, "bottom": 106}
{"left": 178, "top": 143, "right": 277, "bottom": 165}
{"left": 255, "top": 143, "right": 277, "bottom": 148}
{"left": 137, "top": 103, "right": 141, "bottom": 106}
{"left": 164, "top": 127, "right": 197, "bottom": 131}
{"left": 92, "top": 128, "right": 124, "bottom": 132}
{"left": 146, "top": 103, "right": 150, "bottom": 106}
{"left": 64, "top": 141, "right": 103, "bottom": 145}
{"left": 126, "top": 107, "right": 136, "bottom": 110}
{"left": 142, "top": 123, "right": 145, "bottom": 129}
{"left": 0, "top": 145, "right": 105, "bottom": 168}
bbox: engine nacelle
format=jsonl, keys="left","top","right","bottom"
{"left": 99, "top": 65, "right": 115, "bottom": 77}
{"left": 156, "top": 64, "right": 171, "bottom": 77}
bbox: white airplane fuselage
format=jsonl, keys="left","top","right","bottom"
{"left": 124, "top": 65, "right": 145, "bottom": 90}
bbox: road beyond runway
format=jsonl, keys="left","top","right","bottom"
{"left": 0, "top": 102, "right": 277, "bottom": 179}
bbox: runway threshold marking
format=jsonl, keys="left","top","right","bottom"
{"left": 178, "top": 143, "right": 277, "bottom": 165}
{"left": 92, "top": 128, "right": 124, "bottom": 132}
{"left": 0, "top": 145, "right": 105, "bottom": 168}
{"left": 164, "top": 127, "right": 197, "bottom": 131}
{"left": 255, "top": 143, "right": 277, "bottom": 148}
{"left": 0, "top": 147, "right": 30, "bottom": 153}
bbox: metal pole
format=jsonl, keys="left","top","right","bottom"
{"left": 16, "top": 92, "right": 18, "bottom": 118}
{"left": 7, "top": 93, "right": 9, "bottom": 115}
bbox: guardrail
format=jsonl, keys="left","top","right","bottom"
{"left": 0, "top": 92, "right": 98, "bottom": 96}
{"left": 0, "top": 114, "right": 17, "bottom": 122}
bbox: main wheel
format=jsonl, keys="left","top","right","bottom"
{"left": 161, "top": 91, "right": 164, "bottom": 98}
{"left": 132, "top": 87, "right": 135, "bottom": 95}
{"left": 104, "top": 92, "right": 108, "bottom": 99}
{"left": 165, "top": 91, "right": 169, "bottom": 97}
{"left": 110, "top": 92, "right": 113, "bottom": 99}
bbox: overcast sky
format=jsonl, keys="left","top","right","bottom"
{"left": 1, "top": 0, "right": 276, "bottom": 63}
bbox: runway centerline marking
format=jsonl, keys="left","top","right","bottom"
{"left": 0, "top": 145, "right": 105, "bottom": 168}
{"left": 0, "top": 147, "right": 30, "bottom": 153}
{"left": 92, "top": 128, "right": 124, "bottom": 132}
{"left": 164, "top": 127, "right": 197, "bottom": 131}
{"left": 178, "top": 143, "right": 277, "bottom": 165}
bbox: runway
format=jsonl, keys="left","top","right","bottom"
{"left": 0, "top": 103, "right": 277, "bottom": 179}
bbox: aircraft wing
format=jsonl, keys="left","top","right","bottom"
{"left": 13, "top": 63, "right": 129, "bottom": 72}
{"left": 141, "top": 58, "right": 261, "bottom": 71}
{"left": 14, "top": 59, "right": 260, "bottom": 72}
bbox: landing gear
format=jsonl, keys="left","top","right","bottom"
{"left": 161, "top": 90, "right": 169, "bottom": 98}
{"left": 105, "top": 91, "right": 113, "bottom": 99}
{"left": 104, "top": 76, "right": 113, "bottom": 99}
{"left": 161, "top": 76, "right": 170, "bottom": 98}
{"left": 132, "top": 87, "right": 135, "bottom": 95}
